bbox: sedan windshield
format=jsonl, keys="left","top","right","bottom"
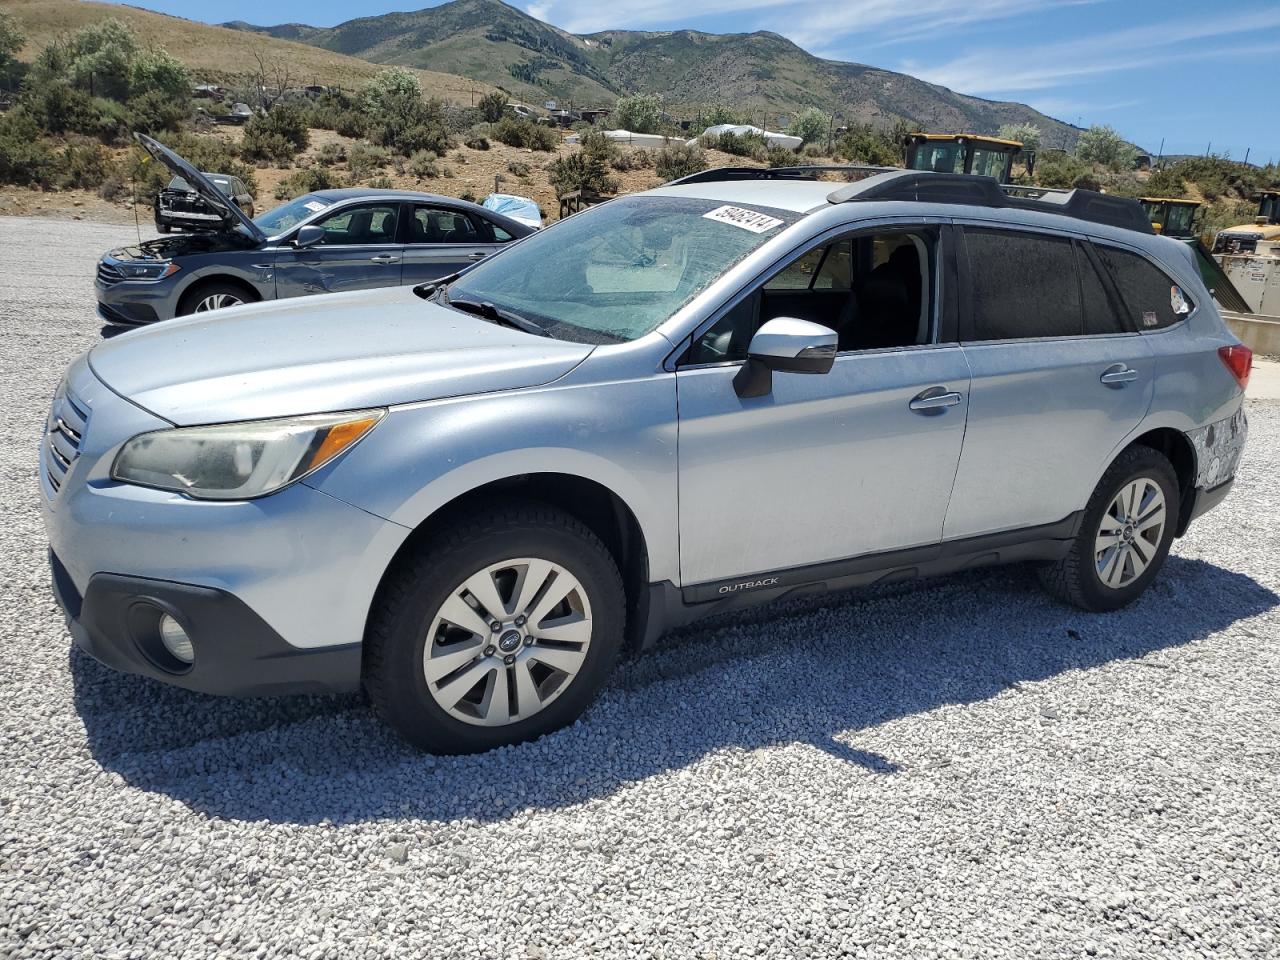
{"left": 253, "top": 194, "right": 333, "bottom": 235}
{"left": 445, "top": 195, "right": 798, "bottom": 343}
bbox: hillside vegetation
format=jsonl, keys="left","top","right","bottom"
{"left": 225, "top": 0, "right": 1083, "bottom": 147}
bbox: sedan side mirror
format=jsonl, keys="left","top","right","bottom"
{"left": 294, "top": 224, "right": 325, "bottom": 248}
{"left": 734, "top": 317, "right": 838, "bottom": 398}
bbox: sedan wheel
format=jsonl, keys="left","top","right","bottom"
{"left": 1094, "top": 478, "right": 1166, "bottom": 590}
{"left": 194, "top": 292, "right": 243, "bottom": 312}
{"left": 423, "top": 557, "right": 593, "bottom": 727}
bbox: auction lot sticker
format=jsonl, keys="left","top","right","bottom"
{"left": 703, "top": 205, "right": 784, "bottom": 233}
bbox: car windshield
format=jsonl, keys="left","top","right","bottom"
{"left": 169, "top": 174, "right": 233, "bottom": 195}
{"left": 253, "top": 194, "right": 333, "bottom": 235}
{"left": 445, "top": 195, "right": 797, "bottom": 343}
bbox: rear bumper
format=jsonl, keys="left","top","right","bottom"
{"left": 1186, "top": 477, "right": 1234, "bottom": 527}
{"left": 53, "top": 553, "right": 361, "bottom": 697}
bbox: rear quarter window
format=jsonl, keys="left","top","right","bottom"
{"left": 1093, "top": 245, "right": 1192, "bottom": 330}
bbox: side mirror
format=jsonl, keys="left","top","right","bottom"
{"left": 294, "top": 224, "right": 325, "bottom": 248}
{"left": 734, "top": 317, "right": 837, "bottom": 398}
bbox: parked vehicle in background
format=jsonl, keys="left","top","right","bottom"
{"left": 47, "top": 166, "right": 1249, "bottom": 754}
{"left": 1213, "top": 190, "right": 1280, "bottom": 255}
{"left": 97, "top": 135, "right": 534, "bottom": 325}
{"left": 155, "top": 172, "right": 254, "bottom": 233}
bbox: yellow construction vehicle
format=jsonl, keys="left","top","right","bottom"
{"left": 1212, "top": 190, "right": 1280, "bottom": 255}
{"left": 1140, "top": 197, "right": 1200, "bottom": 239}
{"left": 904, "top": 133, "right": 1024, "bottom": 184}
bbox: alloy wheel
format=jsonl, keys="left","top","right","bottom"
{"left": 422, "top": 557, "right": 593, "bottom": 727}
{"left": 1094, "top": 477, "right": 1166, "bottom": 590}
{"left": 194, "top": 293, "right": 243, "bottom": 312}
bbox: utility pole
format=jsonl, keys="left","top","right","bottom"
{"left": 1243, "top": 147, "right": 1251, "bottom": 166}
{"left": 1156, "top": 137, "right": 1164, "bottom": 169}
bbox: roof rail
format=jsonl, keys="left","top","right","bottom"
{"left": 668, "top": 164, "right": 895, "bottom": 185}
{"left": 827, "top": 171, "right": 1153, "bottom": 234}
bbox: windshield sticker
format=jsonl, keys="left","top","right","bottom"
{"left": 1142, "top": 310, "right": 1158, "bottom": 327}
{"left": 1170, "top": 285, "right": 1191, "bottom": 315}
{"left": 303, "top": 200, "right": 327, "bottom": 213}
{"left": 702, "top": 205, "right": 784, "bottom": 234}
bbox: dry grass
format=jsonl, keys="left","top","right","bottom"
{"left": 5, "top": 0, "right": 499, "bottom": 103}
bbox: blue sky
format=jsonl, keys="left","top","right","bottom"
{"left": 123, "top": 0, "right": 1280, "bottom": 162}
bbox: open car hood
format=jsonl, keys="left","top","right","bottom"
{"left": 135, "top": 133, "right": 265, "bottom": 243}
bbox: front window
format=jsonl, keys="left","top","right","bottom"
{"left": 253, "top": 194, "right": 334, "bottom": 235}
{"left": 1164, "top": 203, "right": 1196, "bottom": 236}
{"left": 908, "top": 142, "right": 964, "bottom": 174}
{"left": 445, "top": 196, "right": 798, "bottom": 344}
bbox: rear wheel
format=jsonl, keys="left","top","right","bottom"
{"left": 1039, "top": 446, "right": 1178, "bottom": 611}
{"left": 177, "top": 281, "right": 256, "bottom": 316}
{"left": 365, "top": 502, "right": 625, "bottom": 753}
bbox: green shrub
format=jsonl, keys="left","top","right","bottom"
{"left": 549, "top": 151, "right": 618, "bottom": 196}
{"left": 478, "top": 90, "right": 507, "bottom": 124}
{"left": 443, "top": 105, "right": 482, "bottom": 134}
{"left": 274, "top": 164, "right": 338, "bottom": 201}
{"left": 365, "top": 174, "right": 394, "bottom": 189}
{"left": 701, "top": 130, "right": 769, "bottom": 161}
{"left": 53, "top": 136, "right": 112, "bottom": 189}
{"left": 612, "top": 148, "right": 653, "bottom": 172}
{"left": 407, "top": 149, "right": 440, "bottom": 179}
{"left": 348, "top": 142, "right": 389, "bottom": 180}
{"left": 996, "top": 122, "right": 1043, "bottom": 152}
{"left": 163, "top": 134, "right": 257, "bottom": 196}
{"left": 493, "top": 116, "right": 557, "bottom": 151}
{"left": 362, "top": 69, "right": 452, "bottom": 155}
{"left": 316, "top": 142, "right": 347, "bottom": 164}
{"left": 0, "top": 110, "right": 55, "bottom": 186}
{"left": 506, "top": 160, "right": 531, "bottom": 177}
{"left": 765, "top": 144, "right": 799, "bottom": 167}
{"left": 578, "top": 127, "right": 618, "bottom": 164}
{"left": 1035, "top": 150, "right": 1100, "bottom": 190}
{"left": 833, "top": 125, "right": 900, "bottom": 166}
{"left": 611, "top": 94, "right": 662, "bottom": 135}
{"left": 242, "top": 103, "right": 309, "bottom": 161}
{"left": 465, "top": 136, "right": 490, "bottom": 151}
{"left": 127, "top": 89, "right": 188, "bottom": 135}
{"left": 787, "top": 108, "right": 830, "bottom": 147}
{"left": 654, "top": 142, "right": 706, "bottom": 182}
{"left": 1074, "top": 124, "right": 1136, "bottom": 171}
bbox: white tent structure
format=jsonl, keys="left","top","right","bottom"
{"left": 565, "top": 129, "right": 677, "bottom": 148}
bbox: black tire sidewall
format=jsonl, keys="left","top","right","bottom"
{"left": 177, "top": 282, "right": 250, "bottom": 316}
{"left": 372, "top": 520, "right": 624, "bottom": 753}
{"left": 1076, "top": 450, "right": 1179, "bottom": 610}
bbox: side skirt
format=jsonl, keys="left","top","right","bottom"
{"left": 637, "top": 512, "right": 1082, "bottom": 650}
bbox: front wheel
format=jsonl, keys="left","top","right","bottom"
{"left": 1039, "top": 446, "right": 1179, "bottom": 611}
{"left": 177, "top": 281, "right": 255, "bottom": 316}
{"left": 365, "top": 502, "right": 626, "bottom": 753}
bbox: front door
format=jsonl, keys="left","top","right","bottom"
{"left": 943, "top": 225, "right": 1154, "bottom": 540}
{"left": 675, "top": 224, "right": 972, "bottom": 588}
{"left": 401, "top": 205, "right": 500, "bottom": 285}
{"left": 274, "top": 201, "right": 403, "bottom": 298}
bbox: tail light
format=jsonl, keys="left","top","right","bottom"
{"left": 1218, "top": 344, "right": 1253, "bottom": 390}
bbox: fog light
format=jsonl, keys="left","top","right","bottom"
{"left": 158, "top": 614, "right": 194, "bottom": 664}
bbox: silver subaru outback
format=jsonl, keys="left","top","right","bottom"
{"left": 42, "top": 168, "right": 1251, "bottom": 753}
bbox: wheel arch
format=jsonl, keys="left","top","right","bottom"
{"left": 1122, "top": 427, "right": 1198, "bottom": 536}
{"left": 370, "top": 472, "right": 654, "bottom": 655}
{"left": 175, "top": 273, "right": 263, "bottom": 314}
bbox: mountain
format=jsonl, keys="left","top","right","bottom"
{"left": 225, "top": 0, "right": 1080, "bottom": 147}
{"left": 5, "top": 0, "right": 499, "bottom": 102}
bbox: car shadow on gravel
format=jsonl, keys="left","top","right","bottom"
{"left": 72, "top": 555, "right": 1277, "bottom": 825}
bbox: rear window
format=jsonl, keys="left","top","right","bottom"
{"left": 1093, "top": 245, "right": 1192, "bottom": 330}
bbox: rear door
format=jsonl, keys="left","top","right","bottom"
{"left": 401, "top": 205, "right": 504, "bottom": 285}
{"left": 273, "top": 201, "right": 403, "bottom": 298}
{"left": 943, "top": 224, "right": 1154, "bottom": 540}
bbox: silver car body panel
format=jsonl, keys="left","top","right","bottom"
{"left": 48, "top": 174, "right": 1249, "bottom": 668}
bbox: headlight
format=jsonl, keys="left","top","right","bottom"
{"left": 117, "top": 262, "right": 180, "bottom": 281}
{"left": 111, "top": 410, "right": 384, "bottom": 500}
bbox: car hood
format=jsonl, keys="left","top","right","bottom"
{"left": 136, "top": 133, "right": 265, "bottom": 243}
{"left": 88, "top": 286, "right": 595, "bottom": 425}
{"left": 108, "top": 231, "right": 260, "bottom": 262}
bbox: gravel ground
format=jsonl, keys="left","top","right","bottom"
{"left": 3, "top": 216, "right": 1280, "bottom": 960}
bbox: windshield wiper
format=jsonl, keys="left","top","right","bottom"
{"left": 412, "top": 271, "right": 463, "bottom": 300}
{"left": 445, "top": 296, "right": 548, "bottom": 337}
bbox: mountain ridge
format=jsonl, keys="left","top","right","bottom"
{"left": 225, "top": 0, "right": 1081, "bottom": 147}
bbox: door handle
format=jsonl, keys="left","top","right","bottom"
{"left": 468, "top": 252, "right": 489, "bottom": 260}
{"left": 909, "top": 386, "right": 963, "bottom": 414}
{"left": 1100, "top": 363, "right": 1139, "bottom": 387}
{"left": 369, "top": 254, "right": 401, "bottom": 264}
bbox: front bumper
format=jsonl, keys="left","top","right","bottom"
{"left": 53, "top": 553, "right": 361, "bottom": 696}
{"left": 95, "top": 269, "right": 180, "bottom": 325}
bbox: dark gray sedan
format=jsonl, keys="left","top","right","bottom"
{"left": 96, "top": 135, "right": 536, "bottom": 326}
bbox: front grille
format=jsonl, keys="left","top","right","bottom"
{"left": 97, "top": 261, "right": 124, "bottom": 286}
{"left": 44, "top": 388, "right": 90, "bottom": 496}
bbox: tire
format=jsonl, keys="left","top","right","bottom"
{"left": 365, "top": 501, "right": 626, "bottom": 753}
{"left": 156, "top": 221, "right": 170, "bottom": 234}
{"left": 177, "top": 281, "right": 256, "bottom": 316}
{"left": 1039, "top": 446, "right": 1179, "bottom": 612}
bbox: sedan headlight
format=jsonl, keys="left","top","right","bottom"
{"left": 111, "top": 410, "right": 384, "bottom": 500}
{"left": 117, "top": 261, "right": 180, "bottom": 281}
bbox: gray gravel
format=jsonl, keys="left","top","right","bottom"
{"left": 3, "top": 215, "right": 1280, "bottom": 959}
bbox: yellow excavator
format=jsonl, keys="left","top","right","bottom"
{"left": 1212, "top": 190, "right": 1280, "bottom": 255}
{"left": 1140, "top": 197, "right": 1201, "bottom": 239}
{"left": 903, "top": 133, "right": 1025, "bottom": 184}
